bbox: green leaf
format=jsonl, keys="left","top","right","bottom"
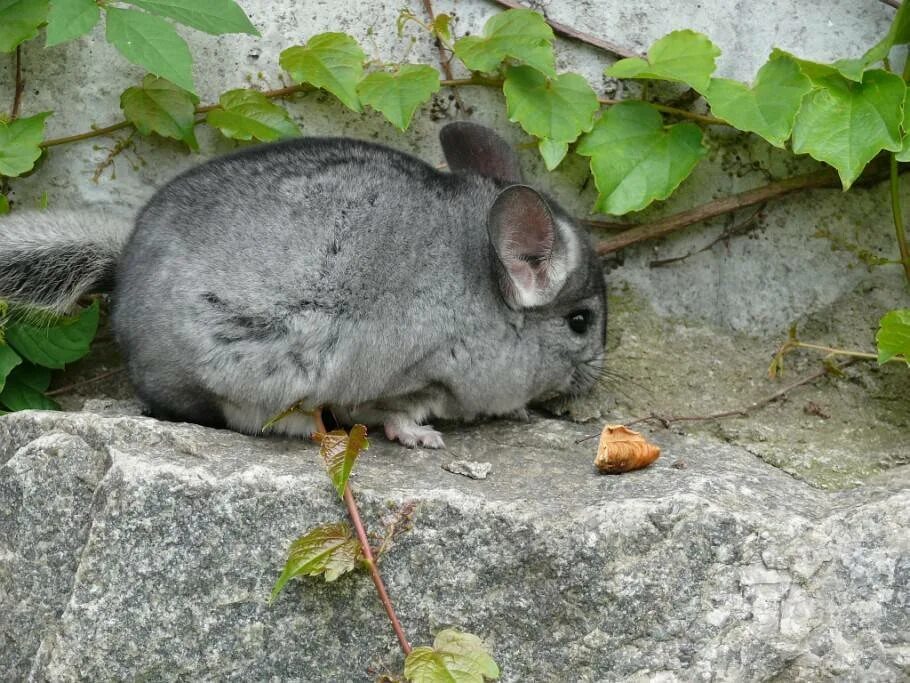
{"left": 876, "top": 309, "right": 910, "bottom": 366}
{"left": 280, "top": 33, "right": 365, "bottom": 112}
{"left": 502, "top": 66, "right": 599, "bottom": 146}
{"left": 453, "top": 8, "right": 555, "bottom": 77}
{"left": 0, "top": 194, "right": 9, "bottom": 214}
{"left": 206, "top": 89, "right": 300, "bottom": 142}
{"left": 605, "top": 30, "right": 720, "bottom": 94}
{"left": 0, "top": 112, "right": 51, "bottom": 177}
{"left": 576, "top": 102, "right": 707, "bottom": 215}
{"left": 46, "top": 0, "right": 100, "bottom": 46}
{"left": 357, "top": 65, "right": 440, "bottom": 131}
{"left": 404, "top": 629, "right": 500, "bottom": 683}
{"left": 317, "top": 425, "right": 369, "bottom": 498}
{"left": 121, "top": 75, "right": 199, "bottom": 150}
{"left": 105, "top": 7, "right": 195, "bottom": 93}
{"left": 0, "top": 344, "right": 22, "bottom": 393}
{"left": 705, "top": 53, "right": 812, "bottom": 148}
{"left": 791, "top": 69, "right": 904, "bottom": 189}
{"left": 433, "top": 13, "right": 452, "bottom": 44}
{"left": 269, "top": 522, "right": 364, "bottom": 602}
{"left": 5, "top": 300, "right": 99, "bottom": 369}
{"left": 0, "top": 362, "right": 59, "bottom": 412}
{"left": 538, "top": 138, "right": 568, "bottom": 171}
{"left": 125, "top": 0, "right": 258, "bottom": 36}
{"left": 0, "top": 0, "right": 48, "bottom": 52}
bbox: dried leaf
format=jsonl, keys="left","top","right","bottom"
{"left": 594, "top": 425, "right": 661, "bottom": 474}
{"left": 318, "top": 424, "right": 369, "bottom": 498}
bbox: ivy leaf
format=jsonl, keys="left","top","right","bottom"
{"left": 576, "top": 101, "right": 706, "bottom": 215}
{"left": 0, "top": 112, "right": 51, "bottom": 178}
{"left": 206, "top": 89, "right": 301, "bottom": 142}
{"left": 0, "top": 194, "right": 9, "bottom": 214}
{"left": 705, "top": 53, "right": 812, "bottom": 148}
{"left": 538, "top": 138, "right": 568, "bottom": 170}
{"left": 358, "top": 65, "right": 440, "bottom": 131}
{"left": 0, "top": 0, "right": 48, "bottom": 52}
{"left": 269, "top": 522, "right": 364, "bottom": 602}
{"left": 876, "top": 309, "right": 910, "bottom": 366}
{"left": 105, "top": 7, "right": 195, "bottom": 94}
{"left": 791, "top": 69, "right": 904, "bottom": 189}
{"left": 317, "top": 424, "right": 369, "bottom": 498}
{"left": 605, "top": 30, "right": 720, "bottom": 94}
{"left": 404, "top": 629, "right": 500, "bottom": 683}
{"left": 0, "top": 345, "right": 23, "bottom": 393}
{"left": 432, "top": 13, "right": 452, "bottom": 44}
{"left": 46, "top": 0, "right": 100, "bottom": 47}
{"left": 121, "top": 75, "right": 199, "bottom": 150}
{"left": 4, "top": 300, "right": 100, "bottom": 369}
{"left": 280, "top": 33, "right": 365, "bottom": 112}
{"left": 0, "top": 362, "right": 59, "bottom": 412}
{"left": 503, "top": 66, "right": 598, "bottom": 146}
{"left": 125, "top": 0, "right": 258, "bottom": 36}
{"left": 453, "top": 8, "right": 555, "bottom": 77}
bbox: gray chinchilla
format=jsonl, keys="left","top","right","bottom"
{"left": 0, "top": 122, "right": 606, "bottom": 447}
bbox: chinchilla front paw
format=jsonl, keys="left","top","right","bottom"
{"left": 383, "top": 417, "right": 446, "bottom": 449}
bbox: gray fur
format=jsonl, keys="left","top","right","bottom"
{"left": 0, "top": 124, "right": 606, "bottom": 447}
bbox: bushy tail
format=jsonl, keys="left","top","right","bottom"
{"left": 0, "top": 210, "right": 132, "bottom": 314}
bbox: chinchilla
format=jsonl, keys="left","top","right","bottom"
{"left": 0, "top": 122, "right": 606, "bottom": 448}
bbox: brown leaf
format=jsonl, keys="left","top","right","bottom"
{"left": 594, "top": 425, "right": 661, "bottom": 474}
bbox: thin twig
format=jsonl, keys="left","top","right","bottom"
{"left": 889, "top": 153, "right": 910, "bottom": 284}
{"left": 623, "top": 360, "right": 857, "bottom": 429}
{"left": 487, "top": 0, "right": 641, "bottom": 59}
{"left": 421, "top": 0, "right": 469, "bottom": 116}
{"left": 594, "top": 159, "right": 902, "bottom": 255}
{"left": 45, "top": 367, "right": 125, "bottom": 396}
{"left": 92, "top": 130, "right": 137, "bottom": 183}
{"left": 879, "top": 0, "right": 901, "bottom": 8}
{"left": 343, "top": 485, "right": 412, "bottom": 656}
{"left": 648, "top": 204, "right": 764, "bottom": 267}
{"left": 10, "top": 45, "right": 23, "bottom": 120}
{"left": 598, "top": 96, "right": 726, "bottom": 126}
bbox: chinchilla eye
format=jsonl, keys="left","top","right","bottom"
{"left": 567, "top": 309, "right": 592, "bottom": 334}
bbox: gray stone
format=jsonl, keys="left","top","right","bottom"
{"left": 442, "top": 459, "right": 493, "bottom": 480}
{"left": 2, "top": 407, "right": 908, "bottom": 681}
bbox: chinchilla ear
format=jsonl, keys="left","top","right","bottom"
{"left": 487, "top": 185, "right": 578, "bottom": 309}
{"left": 439, "top": 121, "right": 522, "bottom": 182}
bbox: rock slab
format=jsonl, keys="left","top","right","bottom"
{"left": 1, "top": 408, "right": 908, "bottom": 681}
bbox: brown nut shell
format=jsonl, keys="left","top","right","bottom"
{"left": 595, "top": 425, "right": 661, "bottom": 474}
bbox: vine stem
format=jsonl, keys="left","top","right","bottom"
{"left": 785, "top": 341, "right": 880, "bottom": 361}
{"left": 421, "top": 0, "right": 469, "bottom": 115}
{"left": 891, "top": 152, "right": 910, "bottom": 286}
{"left": 594, "top": 159, "right": 903, "bottom": 255}
{"left": 343, "top": 485, "right": 412, "bottom": 656}
{"left": 310, "top": 410, "right": 412, "bottom": 657}
{"left": 622, "top": 360, "right": 857, "bottom": 428}
{"left": 10, "top": 45, "right": 23, "bottom": 119}
{"left": 39, "top": 75, "right": 721, "bottom": 150}
{"left": 487, "top": 0, "right": 641, "bottom": 59}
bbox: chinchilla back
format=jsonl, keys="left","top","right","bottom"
{"left": 112, "top": 138, "right": 508, "bottom": 419}
{"left": 0, "top": 210, "right": 131, "bottom": 313}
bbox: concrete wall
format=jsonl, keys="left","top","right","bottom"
{"left": 3, "top": 1, "right": 904, "bottom": 334}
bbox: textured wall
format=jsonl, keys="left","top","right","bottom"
{"left": 1, "top": 1, "right": 902, "bottom": 334}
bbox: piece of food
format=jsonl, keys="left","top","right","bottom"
{"left": 595, "top": 425, "right": 661, "bottom": 474}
